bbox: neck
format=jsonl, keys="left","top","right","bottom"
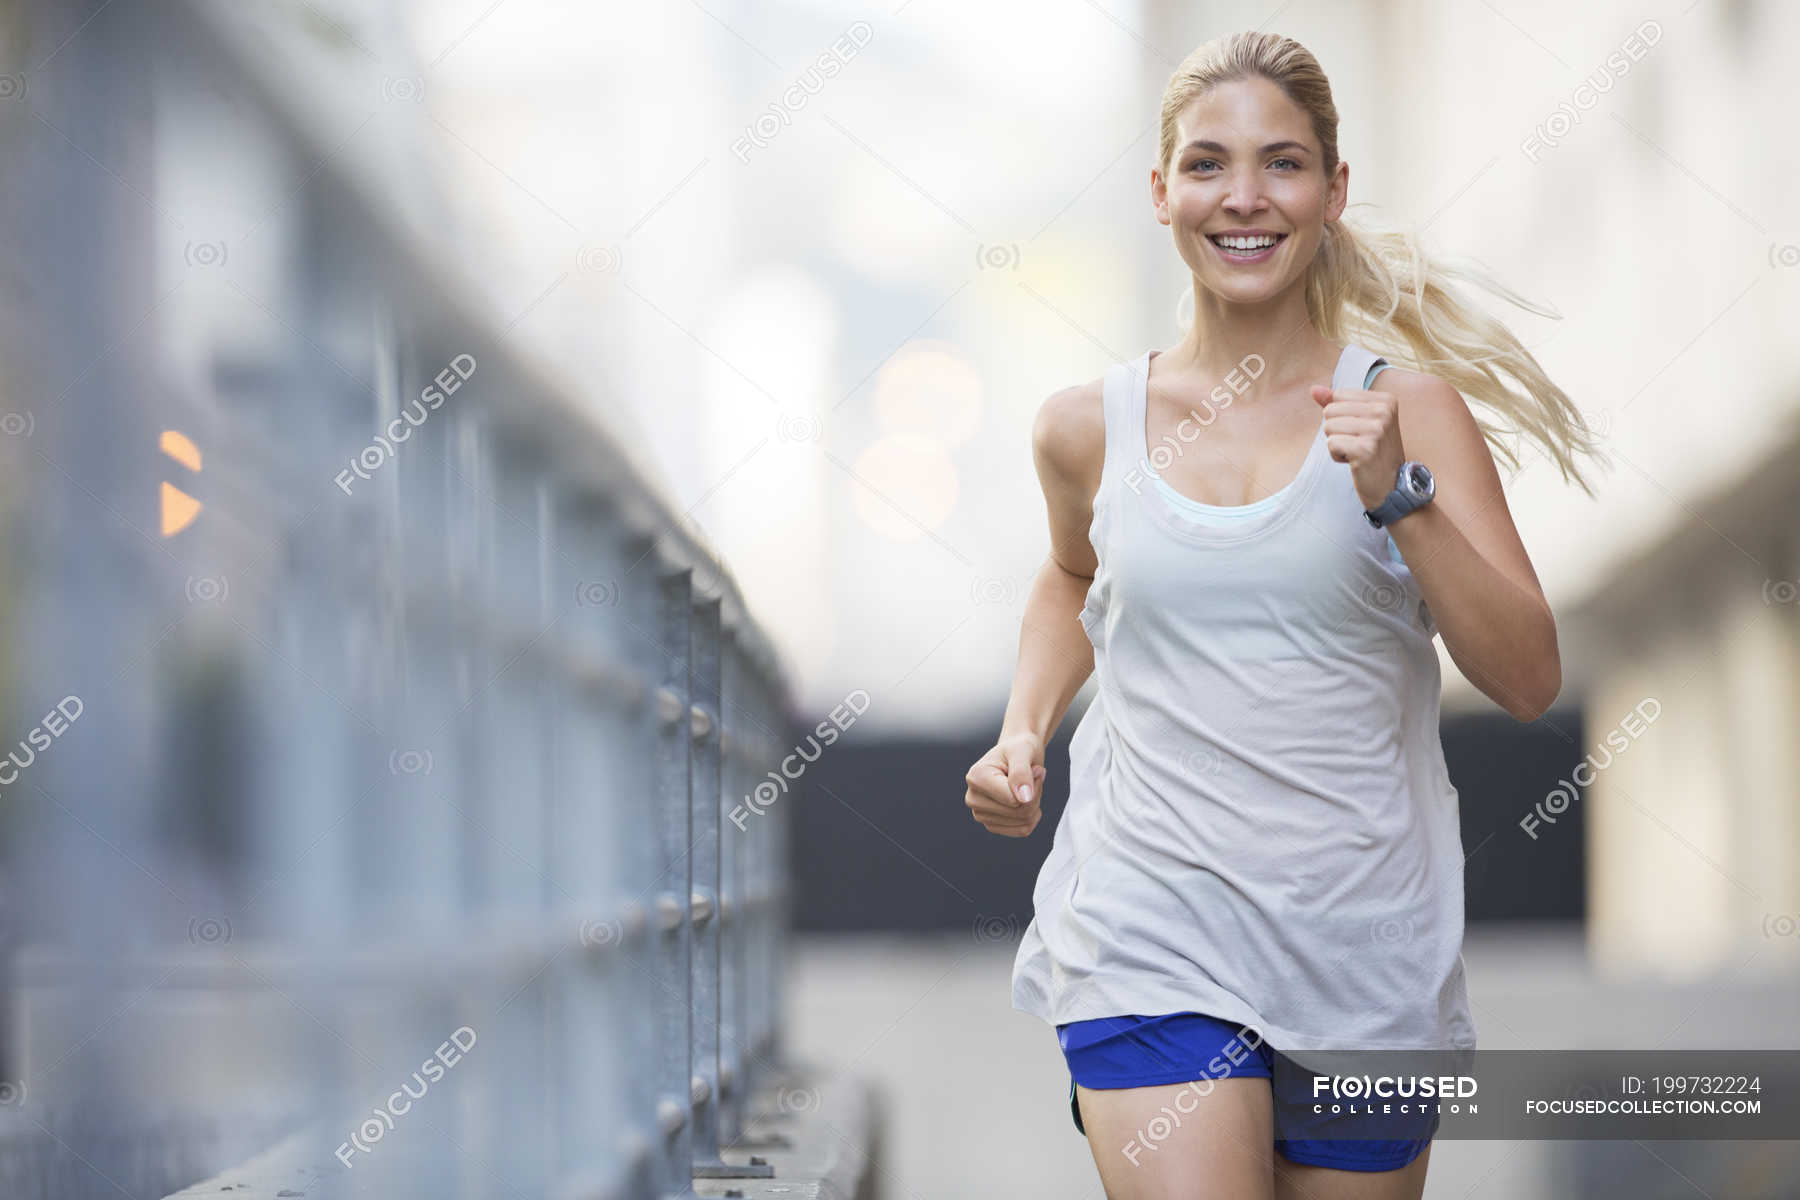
{"left": 1161, "top": 277, "right": 1336, "bottom": 388}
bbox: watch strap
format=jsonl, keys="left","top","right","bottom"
{"left": 1365, "top": 463, "right": 1426, "bottom": 528}
{"left": 1365, "top": 490, "right": 1418, "bottom": 528}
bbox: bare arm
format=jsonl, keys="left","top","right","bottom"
{"left": 965, "top": 378, "right": 1105, "bottom": 836}
{"left": 1381, "top": 370, "right": 1561, "bottom": 720}
{"left": 998, "top": 556, "right": 1097, "bottom": 748}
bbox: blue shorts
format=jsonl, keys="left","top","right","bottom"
{"left": 1058, "top": 1011, "right": 1439, "bottom": 1173}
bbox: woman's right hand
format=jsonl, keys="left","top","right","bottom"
{"left": 964, "top": 734, "right": 1048, "bottom": 838}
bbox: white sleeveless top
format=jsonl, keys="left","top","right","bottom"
{"left": 1011, "top": 343, "right": 1479, "bottom": 1053}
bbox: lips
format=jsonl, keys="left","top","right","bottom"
{"left": 1205, "top": 232, "right": 1287, "bottom": 265}
{"left": 1207, "top": 233, "right": 1287, "bottom": 250}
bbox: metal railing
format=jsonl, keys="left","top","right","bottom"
{"left": 0, "top": 2, "right": 796, "bottom": 1197}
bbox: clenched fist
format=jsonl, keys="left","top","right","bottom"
{"left": 965, "top": 733, "right": 1049, "bottom": 838}
{"left": 1312, "top": 380, "right": 1407, "bottom": 511}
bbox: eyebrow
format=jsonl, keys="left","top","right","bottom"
{"left": 1181, "top": 140, "right": 1311, "bottom": 155}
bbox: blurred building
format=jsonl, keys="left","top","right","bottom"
{"left": 1324, "top": 0, "right": 1800, "bottom": 976}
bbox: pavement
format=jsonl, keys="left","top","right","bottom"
{"left": 784, "top": 923, "right": 1800, "bottom": 1199}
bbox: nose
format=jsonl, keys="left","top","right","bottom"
{"left": 1222, "top": 165, "right": 1266, "bottom": 215}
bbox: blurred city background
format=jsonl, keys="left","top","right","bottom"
{"left": 0, "top": 0, "right": 1796, "bottom": 1196}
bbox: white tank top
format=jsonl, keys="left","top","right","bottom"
{"left": 1011, "top": 343, "right": 1479, "bottom": 1053}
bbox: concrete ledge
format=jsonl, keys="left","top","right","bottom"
{"left": 695, "top": 1059, "right": 886, "bottom": 1200}
{"left": 155, "top": 1061, "right": 885, "bottom": 1199}
{"left": 160, "top": 1130, "right": 332, "bottom": 1198}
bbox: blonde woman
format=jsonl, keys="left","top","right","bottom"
{"left": 964, "top": 30, "right": 1607, "bottom": 1200}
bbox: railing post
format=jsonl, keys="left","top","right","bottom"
{"left": 652, "top": 563, "right": 695, "bottom": 1198}
{"left": 689, "top": 593, "right": 772, "bottom": 1182}
{"left": 719, "top": 625, "right": 748, "bottom": 1148}
{"left": 616, "top": 525, "right": 666, "bottom": 1200}
{"left": 688, "top": 592, "right": 723, "bottom": 1173}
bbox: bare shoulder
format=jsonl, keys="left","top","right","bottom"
{"left": 1372, "top": 365, "right": 1460, "bottom": 408}
{"left": 1031, "top": 374, "right": 1107, "bottom": 576}
{"left": 1031, "top": 375, "right": 1106, "bottom": 500}
{"left": 1374, "top": 367, "right": 1488, "bottom": 459}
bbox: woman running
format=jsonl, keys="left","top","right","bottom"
{"left": 963, "top": 30, "right": 1607, "bottom": 1200}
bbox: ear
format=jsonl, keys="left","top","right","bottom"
{"left": 1325, "top": 159, "right": 1349, "bottom": 223}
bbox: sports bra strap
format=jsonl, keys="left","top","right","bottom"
{"left": 1333, "top": 343, "right": 1390, "bottom": 393}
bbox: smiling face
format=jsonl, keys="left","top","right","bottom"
{"left": 1153, "top": 74, "right": 1347, "bottom": 305}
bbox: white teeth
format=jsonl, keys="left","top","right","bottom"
{"left": 1213, "top": 235, "right": 1279, "bottom": 250}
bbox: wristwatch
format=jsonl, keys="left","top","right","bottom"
{"left": 1363, "top": 461, "right": 1435, "bottom": 528}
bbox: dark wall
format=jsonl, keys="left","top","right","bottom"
{"left": 790, "top": 702, "right": 1585, "bottom": 932}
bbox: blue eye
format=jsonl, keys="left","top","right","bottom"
{"left": 1188, "top": 157, "right": 1301, "bottom": 172}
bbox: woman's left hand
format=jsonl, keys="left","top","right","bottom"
{"left": 1312, "top": 383, "right": 1406, "bottom": 512}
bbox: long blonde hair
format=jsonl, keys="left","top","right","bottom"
{"left": 1161, "top": 31, "right": 1609, "bottom": 496}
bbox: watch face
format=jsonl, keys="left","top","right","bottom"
{"left": 1402, "top": 462, "right": 1434, "bottom": 500}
